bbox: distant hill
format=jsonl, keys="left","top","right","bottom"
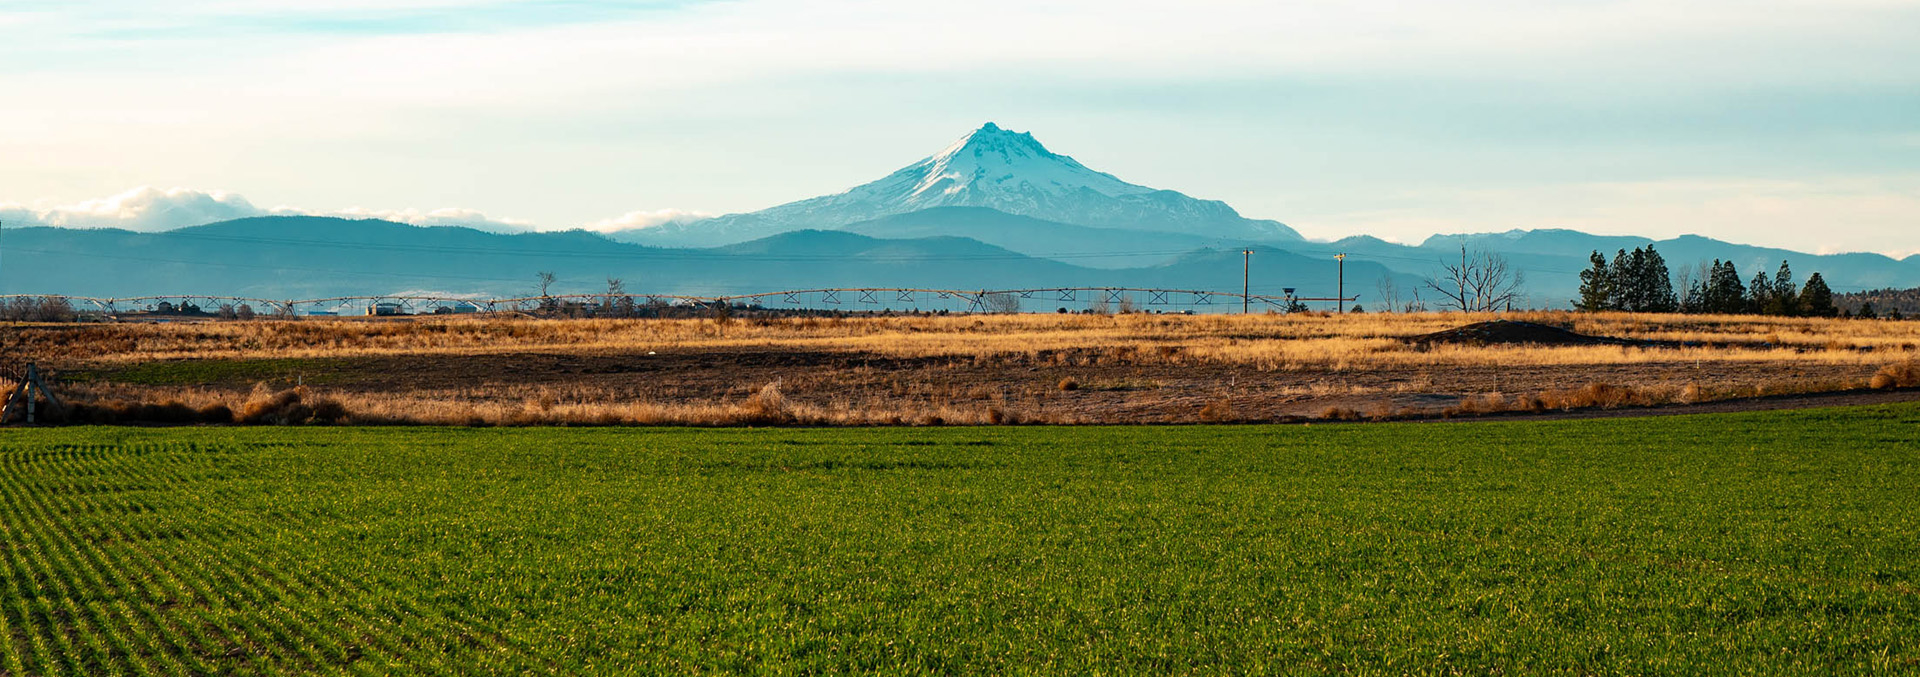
{"left": 1413, "top": 231, "right": 1920, "bottom": 304}
{"left": 838, "top": 207, "right": 1261, "bottom": 269}
{"left": 8, "top": 214, "right": 1916, "bottom": 312}
{"left": 1836, "top": 287, "right": 1920, "bottom": 316}
{"left": 614, "top": 123, "right": 1300, "bottom": 247}
{"left": 0, "top": 216, "right": 1409, "bottom": 307}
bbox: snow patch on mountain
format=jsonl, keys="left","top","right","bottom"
{"left": 621, "top": 123, "right": 1299, "bottom": 246}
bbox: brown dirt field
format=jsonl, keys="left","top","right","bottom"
{"left": 45, "top": 345, "right": 1899, "bottom": 424}
{"left": 13, "top": 312, "right": 1920, "bottom": 425}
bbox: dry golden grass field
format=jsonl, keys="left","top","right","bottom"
{"left": 7, "top": 311, "right": 1920, "bottom": 425}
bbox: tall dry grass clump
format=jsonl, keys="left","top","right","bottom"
{"left": 1197, "top": 398, "right": 1236, "bottom": 422}
{"left": 55, "top": 383, "right": 351, "bottom": 425}
{"left": 1871, "top": 361, "right": 1920, "bottom": 389}
{"left": 1449, "top": 382, "right": 1665, "bottom": 417}
{"left": 234, "top": 384, "right": 349, "bottom": 425}
{"left": 55, "top": 380, "right": 1020, "bottom": 427}
{"left": 739, "top": 381, "right": 794, "bottom": 424}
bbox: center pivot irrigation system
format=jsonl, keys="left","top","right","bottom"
{"left": 1, "top": 287, "right": 1357, "bottom": 317}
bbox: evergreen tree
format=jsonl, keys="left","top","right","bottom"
{"left": 1859, "top": 302, "right": 1878, "bottom": 320}
{"left": 1606, "top": 249, "right": 1632, "bottom": 310}
{"left": 1748, "top": 270, "right": 1775, "bottom": 315}
{"left": 1636, "top": 246, "right": 1678, "bottom": 313}
{"left": 1704, "top": 260, "right": 1747, "bottom": 314}
{"left": 1575, "top": 250, "right": 1614, "bottom": 311}
{"left": 1764, "top": 260, "right": 1800, "bottom": 316}
{"left": 1798, "top": 272, "right": 1835, "bottom": 317}
{"left": 1620, "top": 248, "right": 1648, "bottom": 311}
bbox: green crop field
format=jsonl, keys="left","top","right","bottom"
{"left": 3, "top": 407, "right": 1918, "bottom": 675}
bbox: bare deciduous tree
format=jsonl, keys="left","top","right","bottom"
{"left": 536, "top": 271, "right": 558, "bottom": 298}
{"left": 1375, "top": 276, "right": 1401, "bottom": 314}
{"left": 981, "top": 292, "right": 1021, "bottom": 314}
{"left": 1, "top": 296, "right": 78, "bottom": 322}
{"left": 1422, "top": 241, "right": 1525, "bottom": 313}
{"left": 603, "top": 277, "right": 629, "bottom": 316}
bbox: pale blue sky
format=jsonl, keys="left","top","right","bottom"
{"left": 3, "top": 0, "right": 1917, "bottom": 254}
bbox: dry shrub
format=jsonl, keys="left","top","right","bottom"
{"left": 1198, "top": 398, "right": 1235, "bottom": 422}
{"left": 137, "top": 401, "right": 202, "bottom": 423}
{"left": 56, "top": 380, "right": 1012, "bottom": 428}
{"left": 1319, "top": 406, "right": 1362, "bottom": 421}
{"left": 739, "top": 382, "right": 794, "bottom": 424}
{"left": 1871, "top": 361, "right": 1920, "bottom": 389}
{"left": 199, "top": 403, "right": 235, "bottom": 423}
{"left": 239, "top": 386, "right": 306, "bottom": 424}
{"left": 1057, "top": 377, "right": 1081, "bottom": 391}
{"left": 1449, "top": 393, "right": 1514, "bottom": 416}
{"left": 987, "top": 407, "right": 1020, "bottom": 425}
{"left": 235, "top": 384, "right": 348, "bottom": 425}
{"left": 309, "top": 398, "right": 349, "bottom": 424}
{"left": 1539, "top": 383, "right": 1641, "bottom": 409}
{"left": 1680, "top": 382, "right": 1707, "bottom": 404}
{"left": 58, "top": 399, "right": 235, "bottom": 425}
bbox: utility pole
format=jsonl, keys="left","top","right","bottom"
{"left": 1335, "top": 253, "right": 1348, "bottom": 314}
{"left": 1241, "top": 249, "right": 1253, "bottom": 314}
{"left": 3, "top": 364, "right": 63, "bottom": 425}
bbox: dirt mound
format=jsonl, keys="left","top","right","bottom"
{"left": 1409, "top": 320, "right": 1643, "bottom": 347}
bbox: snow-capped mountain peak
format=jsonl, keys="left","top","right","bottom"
{"left": 905, "top": 122, "right": 1153, "bottom": 203}
{"left": 618, "top": 122, "right": 1300, "bottom": 247}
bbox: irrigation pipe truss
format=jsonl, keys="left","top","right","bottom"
{"left": 0, "top": 287, "right": 1356, "bottom": 316}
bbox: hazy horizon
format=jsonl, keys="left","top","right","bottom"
{"left": 5, "top": 1, "right": 1917, "bottom": 255}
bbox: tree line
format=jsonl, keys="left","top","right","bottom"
{"left": 1574, "top": 246, "right": 1844, "bottom": 317}
{"left": 1834, "top": 287, "right": 1920, "bottom": 320}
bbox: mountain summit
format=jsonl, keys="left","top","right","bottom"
{"left": 893, "top": 122, "right": 1155, "bottom": 208}
{"left": 618, "top": 123, "right": 1300, "bottom": 247}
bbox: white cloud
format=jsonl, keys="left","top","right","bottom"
{"left": 2, "top": 187, "right": 266, "bottom": 230}
{"left": 583, "top": 208, "right": 715, "bottom": 233}
{"left": 1, "top": 186, "right": 702, "bottom": 235}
